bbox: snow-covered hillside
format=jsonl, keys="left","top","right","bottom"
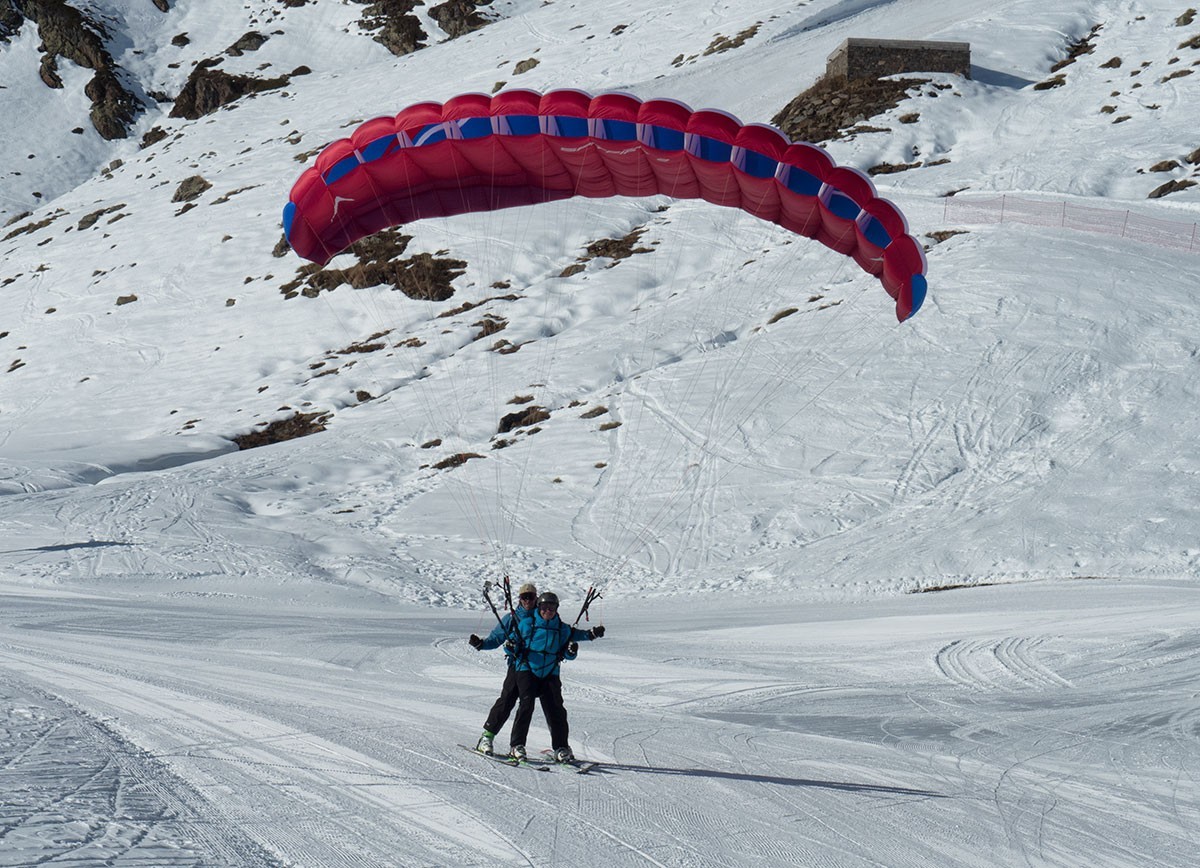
{"left": 2, "top": 1, "right": 1199, "bottom": 865}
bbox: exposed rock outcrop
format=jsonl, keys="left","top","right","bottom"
{"left": 773, "top": 75, "right": 926, "bottom": 144}
{"left": 171, "top": 175, "right": 212, "bottom": 203}
{"left": 0, "top": 3, "right": 23, "bottom": 42}
{"left": 169, "top": 59, "right": 306, "bottom": 119}
{"left": 1148, "top": 178, "right": 1198, "bottom": 199}
{"left": 11, "top": 0, "right": 142, "bottom": 140}
{"left": 350, "top": 0, "right": 496, "bottom": 56}
{"left": 351, "top": 0, "right": 427, "bottom": 56}
{"left": 226, "top": 30, "right": 268, "bottom": 56}
{"left": 429, "top": 0, "right": 494, "bottom": 38}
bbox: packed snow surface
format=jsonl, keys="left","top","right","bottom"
{"left": 1, "top": 0, "right": 1199, "bottom": 864}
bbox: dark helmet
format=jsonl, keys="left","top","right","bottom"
{"left": 536, "top": 591, "right": 559, "bottom": 608}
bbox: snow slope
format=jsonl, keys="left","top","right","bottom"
{"left": 1, "top": 0, "right": 1200, "bottom": 864}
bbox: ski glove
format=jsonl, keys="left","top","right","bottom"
{"left": 589, "top": 625, "right": 605, "bottom": 639}
{"left": 468, "top": 634, "right": 484, "bottom": 649}
{"left": 567, "top": 642, "right": 579, "bottom": 656}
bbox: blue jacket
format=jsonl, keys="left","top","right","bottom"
{"left": 479, "top": 605, "right": 535, "bottom": 662}
{"left": 513, "top": 611, "right": 593, "bottom": 678}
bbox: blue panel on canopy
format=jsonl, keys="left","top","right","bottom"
{"left": 501, "top": 114, "right": 540, "bottom": 136}
{"left": 360, "top": 134, "right": 398, "bottom": 163}
{"left": 906, "top": 274, "right": 928, "bottom": 318}
{"left": 413, "top": 123, "right": 449, "bottom": 146}
{"left": 738, "top": 149, "right": 778, "bottom": 179}
{"left": 458, "top": 117, "right": 493, "bottom": 140}
{"left": 861, "top": 216, "right": 892, "bottom": 248}
{"left": 826, "top": 190, "right": 861, "bottom": 221}
{"left": 689, "top": 135, "right": 733, "bottom": 163}
{"left": 283, "top": 201, "right": 296, "bottom": 238}
{"left": 593, "top": 118, "right": 637, "bottom": 141}
{"left": 546, "top": 115, "right": 589, "bottom": 137}
{"left": 323, "top": 155, "right": 361, "bottom": 185}
{"left": 781, "top": 166, "right": 822, "bottom": 196}
{"left": 646, "top": 125, "right": 685, "bottom": 151}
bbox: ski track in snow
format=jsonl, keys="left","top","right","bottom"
{"left": 2, "top": 582, "right": 1199, "bottom": 866}
{"left": 934, "top": 636, "right": 1074, "bottom": 691}
{"left": 0, "top": 671, "right": 282, "bottom": 867}
{"left": 2, "top": 0, "right": 1200, "bottom": 864}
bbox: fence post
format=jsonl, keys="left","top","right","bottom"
{"left": 1121, "top": 211, "right": 1130, "bottom": 237}
{"left": 1061, "top": 201, "right": 1067, "bottom": 227}
{"left": 1192, "top": 223, "right": 1198, "bottom": 252}
{"left": 999, "top": 195, "right": 1006, "bottom": 224}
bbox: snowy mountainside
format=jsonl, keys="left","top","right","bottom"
{"left": 3, "top": 3, "right": 1200, "bottom": 866}
{"left": 1, "top": 0, "right": 1199, "bottom": 602}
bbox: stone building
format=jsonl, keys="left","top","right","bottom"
{"left": 826, "top": 38, "right": 971, "bottom": 82}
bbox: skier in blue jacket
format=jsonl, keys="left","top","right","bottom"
{"left": 468, "top": 582, "right": 540, "bottom": 755}
{"left": 506, "top": 591, "right": 604, "bottom": 762}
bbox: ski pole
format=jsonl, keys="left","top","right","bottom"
{"left": 571, "top": 586, "right": 603, "bottom": 627}
{"left": 482, "top": 581, "right": 507, "bottom": 631}
{"left": 483, "top": 580, "right": 524, "bottom": 654}
{"left": 557, "top": 586, "right": 603, "bottom": 660}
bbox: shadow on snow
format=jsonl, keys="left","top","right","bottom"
{"left": 3, "top": 540, "right": 134, "bottom": 553}
{"left": 589, "top": 762, "right": 944, "bottom": 797}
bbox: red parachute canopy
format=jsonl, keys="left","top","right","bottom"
{"left": 283, "top": 89, "right": 927, "bottom": 320}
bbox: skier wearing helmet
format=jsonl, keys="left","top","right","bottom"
{"left": 507, "top": 591, "right": 605, "bottom": 763}
{"left": 467, "top": 581, "right": 540, "bottom": 755}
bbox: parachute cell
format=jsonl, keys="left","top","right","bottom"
{"left": 283, "top": 89, "right": 928, "bottom": 321}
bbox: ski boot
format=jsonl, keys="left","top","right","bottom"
{"left": 475, "top": 731, "right": 495, "bottom": 755}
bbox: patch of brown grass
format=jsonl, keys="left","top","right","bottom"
{"left": 1033, "top": 73, "right": 1067, "bottom": 90}
{"left": 77, "top": 204, "right": 126, "bottom": 230}
{"left": 869, "top": 161, "right": 922, "bottom": 176}
{"left": 498, "top": 406, "right": 550, "bottom": 434}
{"left": 280, "top": 229, "right": 466, "bottom": 301}
{"left": 583, "top": 228, "right": 654, "bottom": 263}
{"left": 437, "top": 293, "right": 520, "bottom": 318}
{"left": 233, "top": 411, "right": 330, "bottom": 449}
{"left": 1049, "top": 24, "right": 1101, "bottom": 73}
{"left": 335, "top": 331, "right": 391, "bottom": 354}
{"left": 926, "top": 230, "right": 969, "bottom": 243}
{"left": 3, "top": 211, "right": 63, "bottom": 240}
{"left": 433, "top": 452, "right": 484, "bottom": 470}
{"left": 703, "top": 23, "right": 760, "bottom": 56}
{"left": 471, "top": 315, "right": 507, "bottom": 342}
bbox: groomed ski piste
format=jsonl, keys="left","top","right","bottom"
{"left": 2, "top": 1, "right": 1199, "bottom": 865}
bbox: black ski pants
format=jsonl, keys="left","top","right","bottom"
{"left": 509, "top": 670, "right": 569, "bottom": 751}
{"left": 482, "top": 663, "right": 520, "bottom": 735}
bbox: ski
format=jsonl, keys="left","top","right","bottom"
{"left": 459, "top": 744, "right": 550, "bottom": 772}
{"left": 540, "top": 748, "right": 599, "bottom": 774}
